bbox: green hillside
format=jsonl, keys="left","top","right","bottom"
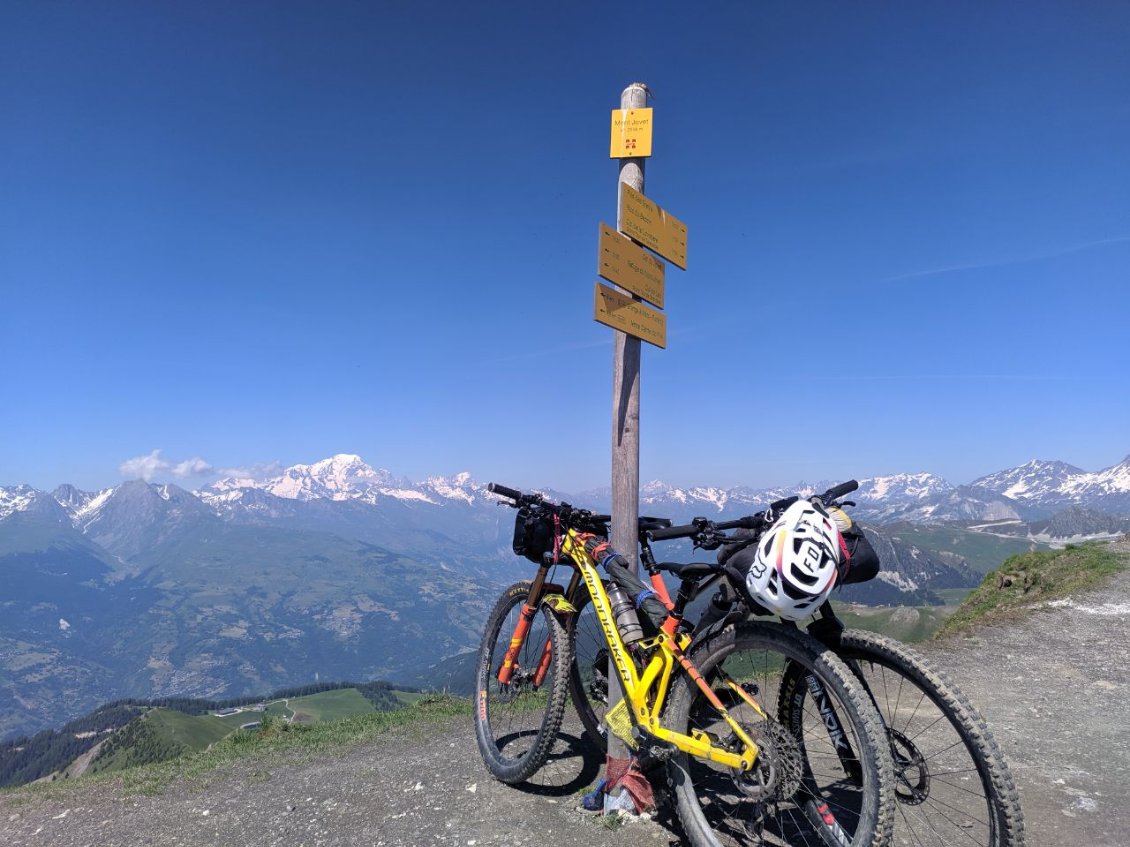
{"left": 87, "top": 709, "right": 232, "bottom": 775}
{"left": 883, "top": 523, "right": 1046, "bottom": 574}
{"left": 829, "top": 601, "right": 954, "bottom": 642}
{"left": 286, "top": 689, "right": 376, "bottom": 722}
{"left": 3, "top": 681, "right": 420, "bottom": 788}
{"left": 937, "top": 542, "right": 1127, "bottom": 637}
{"left": 88, "top": 687, "right": 404, "bottom": 775}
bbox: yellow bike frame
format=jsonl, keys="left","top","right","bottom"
{"left": 560, "top": 530, "right": 765, "bottom": 772}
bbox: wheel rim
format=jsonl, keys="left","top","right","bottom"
{"left": 480, "top": 596, "right": 557, "bottom": 768}
{"left": 680, "top": 642, "right": 876, "bottom": 846}
{"left": 853, "top": 658, "right": 999, "bottom": 846}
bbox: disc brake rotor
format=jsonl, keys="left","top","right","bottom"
{"left": 889, "top": 727, "right": 930, "bottom": 805}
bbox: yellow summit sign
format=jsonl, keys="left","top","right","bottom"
{"left": 610, "top": 108, "right": 653, "bottom": 158}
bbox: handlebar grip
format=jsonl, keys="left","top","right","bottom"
{"left": 714, "top": 516, "right": 764, "bottom": 531}
{"left": 821, "top": 480, "right": 859, "bottom": 502}
{"left": 769, "top": 494, "right": 799, "bottom": 513}
{"left": 487, "top": 482, "right": 523, "bottom": 501}
{"left": 647, "top": 522, "right": 701, "bottom": 541}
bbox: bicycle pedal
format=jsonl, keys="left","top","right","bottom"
{"left": 631, "top": 727, "right": 676, "bottom": 761}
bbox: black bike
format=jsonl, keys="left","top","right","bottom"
{"left": 570, "top": 480, "right": 1024, "bottom": 847}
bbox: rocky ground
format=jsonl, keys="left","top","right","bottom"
{"left": 2, "top": 542, "right": 1128, "bottom": 846}
{"left": 923, "top": 541, "right": 1130, "bottom": 847}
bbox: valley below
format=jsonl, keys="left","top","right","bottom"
{"left": 3, "top": 452, "right": 1129, "bottom": 743}
{"left": 2, "top": 541, "right": 1128, "bottom": 847}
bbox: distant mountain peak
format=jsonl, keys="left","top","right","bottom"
{"left": 0, "top": 484, "right": 38, "bottom": 519}
{"left": 423, "top": 472, "right": 481, "bottom": 504}
{"left": 857, "top": 473, "right": 952, "bottom": 502}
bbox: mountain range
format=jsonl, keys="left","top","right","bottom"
{"left": 3, "top": 452, "right": 1128, "bottom": 740}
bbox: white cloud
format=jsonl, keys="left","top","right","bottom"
{"left": 120, "top": 450, "right": 214, "bottom": 481}
{"left": 173, "top": 457, "right": 213, "bottom": 477}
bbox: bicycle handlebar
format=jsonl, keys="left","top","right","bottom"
{"left": 486, "top": 482, "right": 608, "bottom": 532}
{"left": 647, "top": 479, "right": 861, "bottom": 547}
{"left": 647, "top": 515, "right": 762, "bottom": 542}
{"left": 819, "top": 479, "right": 859, "bottom": 504}
{"left": 487, "top": 482, "right": 524, "bottom": 502}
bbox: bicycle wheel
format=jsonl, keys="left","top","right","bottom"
{"left": 566, "top": 580, "right": 610, "bottom": 750}
{"left": 473, "top": 581, "right": 572, "bottom": 784}
{"left": 665, "top": 621, "right": 894, "bottom": 847}
{"left": 837, "top": 629, "right": 1024, "bottom": 847}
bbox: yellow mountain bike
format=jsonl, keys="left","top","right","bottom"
{"left": 473, "top": 483, "right": 894, "bottom": 847}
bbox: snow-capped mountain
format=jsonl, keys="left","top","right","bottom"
{"left": 972, "top": 456, "right": 1130, "bottom": 515}
{"left": 632, "top": 472, "right": 1018, "bottom": 525}
{"left": 0, "top": 484, "right": 39, "bottom": 520}
{"left": 198, "top": 454, "right": 485, "bottom": 510}
{"left": 4, "top": 452, "right": 1130, "bottom": 535}
{"left": 3, "top": 450, "right": 1128, "bottom": 741}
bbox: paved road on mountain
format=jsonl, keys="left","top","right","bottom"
{"left": 3, "top": 543, "right": 1128, "bottom": 847}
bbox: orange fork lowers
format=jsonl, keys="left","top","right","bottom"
{"left": 496, "top": 602, "right": 537, "bottom": 685}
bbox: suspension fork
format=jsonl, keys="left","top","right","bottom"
{"left": 497, "top": 558, "right": 553, "bottom": 686}
{"left": 790, "top": 606, "right": 864, "bottom": 783}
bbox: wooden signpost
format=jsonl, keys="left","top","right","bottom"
{"left": 596, "top": 83, "right": 687, "bottom": 764}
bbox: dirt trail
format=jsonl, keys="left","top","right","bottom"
{"left": 3, "top": 543, "right": 1128, "bottom": 846}
{"left": 0, "top": 715, "right": 678, "bottom": 847}
{"left": 918, "top": 541, "right": 1130, "bottom": 847}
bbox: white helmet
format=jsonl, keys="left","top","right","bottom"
{"left": 746, "top": 499, "right": 844, "bottom": 621}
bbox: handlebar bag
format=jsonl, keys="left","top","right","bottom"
{"left": 511, "top": 507, "right": 555, "bottom": 564}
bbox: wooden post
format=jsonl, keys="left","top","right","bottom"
{"left": 607, "top": 81, "right": 649, "bottom": 764}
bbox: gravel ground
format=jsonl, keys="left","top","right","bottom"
{"left": 2, "top": 542, "right": 1127, "bottom": 846}
{"left": 919, "top": 541, "right": 1130, "bottom": 847}
{"left": 0, "top": 715, "right": 679, "bottom": 847}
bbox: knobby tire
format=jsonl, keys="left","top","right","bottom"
{"left": 837, "top": 629, "right": 1024, "bottom": 847}
{"left": 472, "top": 581, "right": 572, "bottom": 784}
{"left": 665, "top": 621, "right": 894, "bottom": 847}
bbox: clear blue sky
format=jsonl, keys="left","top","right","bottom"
{"left": 2, "top": 1, "right": 1128, "bottom": 493}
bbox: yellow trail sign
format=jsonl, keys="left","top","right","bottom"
{"left": 594, "top": 282, "right": 667, "bottom": 349}
{"left": 610, "top": 108, "right": 653, "bottom": 158}
{"left": 597, "top": 223, "right": 665, "bottom": 308}
{"left": 618, "top": 184, "right": 687, "bottom": 270}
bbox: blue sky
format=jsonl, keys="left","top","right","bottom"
{"left": 2, "top": 1, "right": 1128, "bottom": 493}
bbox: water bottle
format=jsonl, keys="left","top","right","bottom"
{"left": 607, "top": 584, "right": 644, "bottom": 644}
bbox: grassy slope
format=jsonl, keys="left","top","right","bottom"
{"left": 883, "top": 524, "right": 1047, "bottom": 574}
{"left": 4, "top": 695, "right": 469, "bottom": 800}
{"left": 829, "top": 602, "right": 953, "bottom": 643}
{"left": 286, "top": 689, "right": 376, "bottom": 722}
{"left": 937, "top": 542, "right": 1128, "bottom": 638}
{"left": 88, "top": 709, "right": 232, "bottom": 775}
{"left": 54, "top": 687, "right": 415, "bottom": 783}
{"left": 146, "top": 709, "right": 233, "bottom": 748}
